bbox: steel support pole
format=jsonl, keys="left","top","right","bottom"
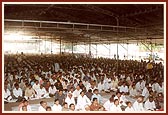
{"left": 72, "top": 42, "right": 74, "bottom": 54}
{"left": 51, "top": 37, "right": 53, "bottom": 54}
{"left": 45, "top": 37, "right": 46, "bottom": 54}
{"left": 109, "top": 44, "right": 111, "bottom": 58}
{"left": 60, "top": 37, "right": 62, "bottom": 55}
{"left": 96, "top": 44, "right": 98, "bottom": 58}
{"left": 127, "top": 43, "right": 129, "bottom": 59}
{"left": 116, "top": 17, "right": 119, "bottom": 76}
{"left": 89, "top": 38, "right": 91, "bottom": 57}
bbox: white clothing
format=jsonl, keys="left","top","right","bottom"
{"left": 76, "top": 95, "right": 91, "bottom": 110}
{"left": 119, "top": 85, "right": 129, "bottom": 93}
{"left": 114, "top": 96, "right": 126, "bottom": 106}
{"left": 91, "top": 94, "right": 102, "bottom": 104}
{"left": 103, "top": 100, "right": 114, "bottom": 111}
{"left": 38, "top": 106, "right": 46, "bottom": 111}
{"left": 155, "top": 83, "right": 163, "bottom": 94}
{"left": 110, "top": 105, "right": 122, "bottom": 111}
{"left": 129, "top": 88, "right": 138, "bottom": 97}
{"left": 32, "top": 84, "right": 40, "bottom": 92}
{"left": 73, "top": 89, "right": 82, "bottom": 98}
{"left": 133, "top": 101, "right": 145, "bottom": 111}
{"left": 135, "top": 82, "right": 142, "bottom": 92}
{"left": 125, "top": 106, "right": 134, "bottom": 111}
{"left": 65, "top": 96, "right": 75, "bottom": 107}
{"left": 36, "top": 88, "right": 49, "bottom": 98}
{"left": 144, "top": 100, "right": 156, "bottom": 111}
{"left": 142, "top": 87, "right": 149, "bottom": 101}
{"left": 49, "top": 86, "right": 57, "bottom": 95}
{"left": 98, "top": 82, "right": 104, "bottom": 92}
{"left": 49, "top": 79, "right": 57, "bottom": 85}
{"left": 52, "top": 104, "right": 62, "bottom": 111}
{"left": 4, "top": 89, "right": 11, "bottom": 99}
{"left": 13, "top": 88, "right": 23, "bottom": 98}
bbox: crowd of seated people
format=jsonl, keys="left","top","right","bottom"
{"left": 4, "top": 54, "right": 164, "bottom": 111}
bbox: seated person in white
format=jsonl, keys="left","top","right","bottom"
{"left": 76, "top": 91, "right": 91, "bottom": 111}
{"left": 88, "top": 84, "right": 97, "bottom": 93}
{"left": 119, "top": 82, "right": 129, "bottom": 94}
{"left": 125, "top": 101, "right": 134, "bottom": 111}
{"left": 114, "top": 92, "right": 127, "bottom": 106}
{"left": 91, "top": 89, "right": 103, "bottom": 104}
{"left": 129, "top": 84, "right": 139, "bottom": 98}
{"left": 73, "top": 85, "right": 82, "bottom": 103}
{"left": 12, "top": 83, "right": 23, "bottom": 101}
{"left": 24, "top": 84, "right": 37, "bottom": 100}
{"left": 111, "top": 76, "right": 118, "bottom": 92}
{"left": 98, "top": 80, "right": 105, "bottom": 93}
{"left": 52, "top": 99, "right": 62, "bottom": 111}
{"left": 110, "top": 99, "right": 122, "bottom": 111}
{"left": 133, "top": 96, "right": 145, "bottom": 111}
{"left": 49, "top": 85, "right": 57, "bottom": 97}
{"left": 155, "top": 82, "right": 164, "bottom": 94}
{"left": 135, "top": 79, "right": 143, "bottom": 93}
{"left": 144, "top": 96, "right": 156, "bottom": 111}
{"left": 19, "top": 100, "right": 32, "bottom": 111}
{"left": 32, "top": 80, "right": 40, "bottom": 93}
{"left": 68, "top": 87, "right": 75, "bottom": 98}
{"left": 4, "top": 85, "right": 12, "bottom": 101}
{"left": 142, "top": 84, "right": 149, "bottom": 101}
{"left": 65, "top": 92, "right": 75, "bottom": 107}
{"left": 38, "top": 101, "right": 47, "bottom": 111}
{"left": 36, "top": 85, "right": 49, "bottom": 99}
{"left": 103, "top": 95, "right": 115, "bottom": 111}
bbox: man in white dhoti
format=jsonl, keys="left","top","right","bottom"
{"left": 119, "top": 82, "right": 129, "bottom": 94}
{"left": 133, "top": 96, "right": 145, "bottom": 111}
{"left": 125, "top": 101, "right": 134, "bottom": 111}
{"left": 52, "top": 99, "right": 62, "bottom": 111}
{"left": 4, "top": 85, "right": 12, "bottom": 101}
{"left": 12, "top": 83, "right": 23, "bottom": 102}
{"left": 38, "top": 101, "right": 47, "bottom": 111}
{"left": 36, "top": 85, "right": 49, "bottom": 99}
{"left": 110, "top": 99, "right": 122, "bottom": 111}
{"left": 76, "top": 91, "right": 91, "bottom": 111}
{"left": 73, "top": 85, "right": 82, "bottom": 103}
{"left": 32, "top": 80, "right": 40, "bottom": 93}
{"left": 129, "top": 84, "right": 139, "bottom": 98}
{"left": 142, "top": 84, "right": 149, "bottom": 101}
{"left": 97, "top": 80, "right": 104, "bottom": 93}
{"left": 144, "top": 96, "right": 156, "bottom": 111}
{"left": 48, "top": 85, "right": 57, "bottom": 97}
{"left": 103, "top": 95, "right": 115, "bottom": 111}
{"left": 65, "top": 92, "right": 75, "bottom": 107}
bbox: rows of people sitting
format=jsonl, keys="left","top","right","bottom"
{"left": 4, "top": 54, "right": 164, "bottom": 111}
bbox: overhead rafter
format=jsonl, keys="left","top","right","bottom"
{"left": 120, "top": 5, "right": 162, "bottom": 17}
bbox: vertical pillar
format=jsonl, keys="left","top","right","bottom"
{"left": 39, "top": 36, "right": 41, "bottom": 53}
{"left": 45, "top": 37, "right": 46, "bottom": 54}
{"left": 116, "top": 17, "right": 119, "bottom": 76}
{"left": 89, "top": 38, "right": 91, "bottom": 57}
{"left": 109, "top": 43, "right": 111, "bottom": 58}
{"left": 60, "top": 37, "right": 62, "bottom": 55}
{"left": 72, "top": 42, "right": 74, "bottom": 54}
{"left": 51, "top": 37, "right": 53, "bottom": 54}
{"left": 96, "top": 44, "right": 97, "bottom": 58}
{"left": 127, "top": 43, "right": 128, "bottom": 59}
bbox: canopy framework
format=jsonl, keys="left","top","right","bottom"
{"left": 4, "top": 19, "right": 163, "bottom": 45}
